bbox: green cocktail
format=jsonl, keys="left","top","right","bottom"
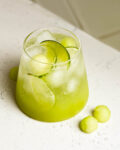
{"left": 16, "top": 27, "right": 89, "bottom": 122}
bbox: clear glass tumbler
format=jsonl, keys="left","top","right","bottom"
{"left": 16, "top": 27, "right": 89, "bottom": 122}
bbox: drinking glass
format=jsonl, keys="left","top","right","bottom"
{"left": 16, "top": 27, "right": 89, "bottom": 122}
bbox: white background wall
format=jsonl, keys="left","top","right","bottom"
{"left": 34, "top": 0, "right": 120, "bottom": 51}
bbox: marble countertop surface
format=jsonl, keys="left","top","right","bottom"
{"left": 0, "top": 0, "right": 120, "bottom": 150}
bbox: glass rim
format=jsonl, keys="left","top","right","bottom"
{"left": 23, "top": 27, "right": 81, "bottom": 66}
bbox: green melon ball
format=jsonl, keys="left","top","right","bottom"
{"left": 79, "top": 116, "right": 98, "bottom": 133}
{"left": 92, "top": 105, "right": 111, "bottom": 123}
{"left": 30, "top": 54, "right": 51, "bottom": 76}
{"left": 9, "top": 66, "right": 18, "bottom": 81}
{"left": 61, "top": 36, "right": 77, "bottom": 48}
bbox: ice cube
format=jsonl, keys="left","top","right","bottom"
{"left": 67, "top": 48, "right": 78, "bottom": 58}
{"left": 47, "top": 70, "right": 65, "bottom": 87}
{"left": 37, "top": 30, "right": 55, "bottom": 43}
{"left": 26, "top": 45, "right": 46, "bottom": 58}
{"left": 67, "top": 79, "right": 78, "bottom": 92}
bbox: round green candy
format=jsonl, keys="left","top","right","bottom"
{"left": 9, "top": 66, "right": 18, "bottom": 81}
{"left": 79, "top": 116, "right": 98, "bottom": 133}
{"left": 93, "top": 105, "right": 111, "bottom": 123}
{"left": 61, "top": 36, "right": 77, "bottom": 48}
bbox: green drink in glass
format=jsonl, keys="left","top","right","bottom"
{"left": 16, "top": 27, "right": 89, "bottom": 122}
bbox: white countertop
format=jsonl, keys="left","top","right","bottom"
{"left": 0, "top": 0, "right": 120, "bottom": 150}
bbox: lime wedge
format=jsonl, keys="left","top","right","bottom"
{"left": 40, "top": 40, "right": 70, "bottom": 64}
{"left": 31, "top": 76, "right": 55, "bottom": 111}
{"left": 42, "top": 45, "right": 57, "bottom": 63}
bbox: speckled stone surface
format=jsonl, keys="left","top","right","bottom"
{"left": 0, "top": 0, "right": 120, "bottom": 150}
